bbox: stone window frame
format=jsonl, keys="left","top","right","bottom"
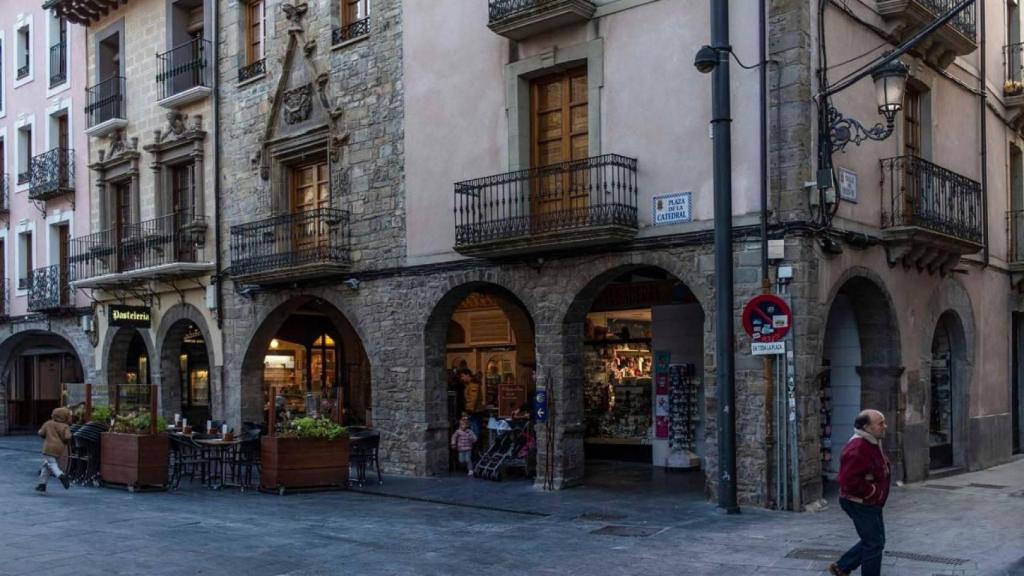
{"left": 264, "top": 126, "right": 332, "bottom": 214}
{"left": 144, "top": 123, "right": 208, "bottom": 222}
{"left": 505, "top": 38, "right": 604, "bottom": 171}
{"left": 92, "top": 19, "right": 125, "bottom": 85}
{"left": 13, "top": 15, "right": 34, "bottom": 89}
{"left": 236, "top": 0, "right": 270, "bottom": 86}
{"left": 91, "top": 144, "right": 141, "bottom": 233}
{"left": 14, "top": 221, "right": 35, "bottom": 296}
{"left": 331, "top": 0, "right": 371, "bottom": 50}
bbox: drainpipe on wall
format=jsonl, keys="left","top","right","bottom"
{"left": 210, "top": 0, "right": 227, "bottom": 423}
{"left": 759, "top": 0, "right": 775, "bottom": 509}
{"left": 979, "top": 0, "right": 989, "bottom": 267}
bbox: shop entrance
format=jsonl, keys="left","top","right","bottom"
{"left": 2, "top": 333, "right": 84, "bottom": 432}
{"left": 443, "top": 290, "right": 536, "bottom": 476}
{"left": 240, "top": 298, "right": 370, "bottom": 428}
{"left": 578, "top": 267, "right": 704, "bottom": 475}
{"left": 109, "top": 329, "right": 151, "bottom": 386}
{"left": 160, "top": 318, "right": 211, "bottom": 426}
{"left": 929, "top": 311, "right": 966, "bottom": 471}
{"left": 819, "top": 276, "right": 901, "bottom": 485}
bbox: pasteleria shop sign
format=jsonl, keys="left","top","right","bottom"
{"left": 109, "top": 305, "right": 152, "bottom": 328}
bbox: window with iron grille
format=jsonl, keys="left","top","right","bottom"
{"left": 333, "top": 0, "right": 370, "bottom": 45}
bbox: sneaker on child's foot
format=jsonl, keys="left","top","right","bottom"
{"left": 34, "top": 484, "right": 46, "bottom": 492}
{"left": 59, "top": 475, "right": 70, "bottom": 490}
{"left": 467, "top": 469, "right": 473, "bottom": 477}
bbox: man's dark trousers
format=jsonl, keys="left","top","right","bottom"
{"left": 837, "top": 498, "right": 885, "bottom": 576}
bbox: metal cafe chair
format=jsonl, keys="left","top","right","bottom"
{"left": 349, "top": 430, "right": 382, "bottom": 486}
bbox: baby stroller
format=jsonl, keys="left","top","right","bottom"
{"left": 473, "top": 419, "right": 534, "bottom": 481}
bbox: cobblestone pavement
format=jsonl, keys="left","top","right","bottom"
{"left": 0, "top": 436, "right": 1021, "bottom": 576}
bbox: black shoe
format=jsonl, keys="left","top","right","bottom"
{"left": 829, "top": 564, "right": 848, "bottom": 576}
{"left": 59, "top": 475, "right": 70, "bottom": 490}
{"left": 34, "top": 484, "right": 46, "bottom": 492}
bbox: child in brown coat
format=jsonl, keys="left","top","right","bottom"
{"left": 36, "top": 407, "right": 72, "bottom": 492}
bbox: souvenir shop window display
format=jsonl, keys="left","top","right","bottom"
{"left": 584, "top": 341, "right": 653, "bottom": 443}
{"left": 818, "top": 364, "right": 833, "bottom": 475}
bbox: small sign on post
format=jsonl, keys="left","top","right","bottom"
{"left": 742, "top": 294, "right": 792, "bottom": 356}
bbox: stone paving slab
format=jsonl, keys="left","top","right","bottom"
{"left": 0, "top": 436, "right": 1021, "bottom": 575}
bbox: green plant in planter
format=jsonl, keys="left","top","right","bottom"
{"left": 278, "top": 416, "right": 348, "bottom": 440}
{"left": 90, "top": 405, "right": 112, "bottom": 424}
{"left": 110, "top": 411, "right": 168, "bottom": 435}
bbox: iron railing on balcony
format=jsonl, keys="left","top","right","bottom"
{"left": 0, "top": 279, "right": 8, "bottom": 318}
{"left": 86, "top": 76, "right": 126, "bottom": 127}
{"left": 17, "top": 170, "right": 30, "bottom": 186}
{"left": 489, "top": 0, "right": 583, "bottom": 24}
{"left": 49, "top": 41, "right": 67, "bottom": 87}
{"left": 29, "top": 148, "right": 74, "bottom": 200}
{"left": 917, "top": 0, "right": 976, "bottom": 40}
{"left": 333, "top": 17, "right": 370, "bottom": 45}
{"left": 0, "top": 174, "right": 8, "bottom": 214}
{"left": 1009, "top": 210, "right": 1024, "bottom": 264}
{"left": 156, "top": 37, "right": 211, "bottom": 101}
{"left": 880, "top": 155, "right": 982, "bottom": 244}
{"left": 16, "top": 63, "right": 29, "bottom": 80}
{"left": 238, "top": 59, "right": 266, "bottom": 82}
{"left": 28, "top": 264, "right": 71, "bottom": 312}
{"left": 1006, "top": 42, "right": 1024, "bottom": 97}
{"left": 454, "top": 154, "right": 638, "bottom": 247}
{"left": 230, "top": 208, "right": 351, "bottom": 277}
{"left": 70, "top": 211, "right": 208, "bottom": 282}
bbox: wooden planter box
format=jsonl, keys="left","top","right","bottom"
{"left": 260, "top": 436, "right": 349, "bottom": 493}
{"left": 100, "top": 432, "right": 169, "bottom": 491}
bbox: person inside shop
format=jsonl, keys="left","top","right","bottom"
{"left": 264, "top": 395, "right": 290, "bottom": 428}
{"left": 463, "top": 373, "right": 484, "bottom": 437}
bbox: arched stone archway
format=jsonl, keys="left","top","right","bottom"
{"left": 0, "top": 328, "right": 88, "bottom": 433}
{"left": 926, "top": 310, "right": 969, "bottom": 472}
{"left": 423, "top": 281, "right": 536, "bottom": 475}
{"left": 100, "top": 325, "right": 157, "bottom": 387}
{"left": 557, "top": 263, "right": 708, "bottom": 490}
{"left": 155, "top": 304, "right": 218, "bottom": 422}
{"left": 238, "top": 296, "right": 369, "bottom": 431}
{"left": 818, "top": 268, "right": 903, "bottom": 484}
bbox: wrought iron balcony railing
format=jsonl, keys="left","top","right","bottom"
{"left": 156, "top": 38, "right": 211, "bottom": 101}
{"left": 880, "top": 155, "right": 982, "bottom": 245}
{"left": 488, "top": 0, "right": 596, "bottom": 30}
{"left": 1006, "top": 42, "right": 1024, "bottom": 100}
{"left": 70, "top": 211, "right": 208, "bottom": 282}
{"left": 915, "top": 0, "right": 976, "bottom": 40}
{"left": 454, "top": 154, "right": 638, "bottom": 250}
{"left": 16, "top": 64, "right": 29, "bottom": 80}
{"left": 86, "top": 76, "right": 126, "bottom": 127}
{"left": 17, "top": 171, "right": 30, "bottom": 186}
{"left": 238, "top": 59, "right": 266, "bottom": 83}
{"left": 230, "top": 208, "right": 351, "bottom": 280}
{"left": 332, "top": 17, "right": 369, "bottom": 45}
{"left": 1009, "top": 210, "right": 1024, "bottom": 265}
{"left": 29, "top": 148, "right": 74, "bottom": 201}
{"left": 0, "top": 279, "right": 8, "bottom": 318}
{"left": 28, "top": 264, "right": 71, "bottom": 312}
{"left": 49, "top": 41, "right": 67, "bottom": 87}
{"left": 0, "top": 174, "right": 8, "bottom": 214}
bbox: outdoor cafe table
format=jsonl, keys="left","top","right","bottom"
{"left": 193, "top": 437, "right": 242, "bottom": 489}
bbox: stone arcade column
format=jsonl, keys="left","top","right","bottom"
{"left": 856, "top": 365, "right": 906, "bottom": 480}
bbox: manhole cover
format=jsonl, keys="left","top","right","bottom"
{"left": 590, "top": 525, "right": 663, "bottom": 538}
{"left": 967, "top": 483, "right": 1007, "bottom": 489}
{"left": 885, "top": 551, "right": 968, "bottom": 566}
{"left": 925, "top": 484, "right": 963, "bottom": 490}
{"left": 576, "top": 512, "right": 627, "bottom": 522}
{"left": 786, "top": 549, "right": 841, "bottom": 561}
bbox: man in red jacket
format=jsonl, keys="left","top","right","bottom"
{"left": 830, "top": 409, "right": 890, "bottom": 576}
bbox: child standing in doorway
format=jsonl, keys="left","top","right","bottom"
{"left": 451, "top": 416, "right": 478, "bottom": 477}
{"left": 36, "top": 407, "right": 73, "bottom": 492}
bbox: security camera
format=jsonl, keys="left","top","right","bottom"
{"left": 694, "top": 45, "right": 719, "bottom": 74}
{"left": 342, "top": 278, "right": 361, "bottom": 290}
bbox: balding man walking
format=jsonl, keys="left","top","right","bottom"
{"left": 830, "top": 409, "right": 891, "bottom": 576}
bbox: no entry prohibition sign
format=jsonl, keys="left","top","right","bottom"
{"left": 742, "top": 294, "right": 792, "bottom": 343}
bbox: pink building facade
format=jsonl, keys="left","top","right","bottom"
{"left": 0, "top": 0, "right": 94, "bottom": 434}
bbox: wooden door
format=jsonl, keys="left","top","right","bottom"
{"left": 57, "top": 115, "right": 70, "bottom": 188}
{"left": 114, "top": 182, "right": 134, "bottom": 270}
{"left": 902, "top": 85, "right": 923, "bottom": 221}
{"left": 531, "top": 68, "right": 588, "bottom": 218}
{"left": 171, "top": 164, "right": 196, "bottom": 262}
{"left": 57, "top": 225, "right": 69, "bottom": 305}
{"left": 290, "top": 161, "right": 330, "bottom": 255}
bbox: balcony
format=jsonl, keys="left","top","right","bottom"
{"left": 49, "top": 41, "right": 67, "bottom": 87}
{"left": 230, "top": 208, "right": 351, "bottom": 285}
{"left": 85, "top": 76, "right": 127, "bottom": 138}
{"left": 1009, "top": 210, "right": 1024, "bottom": 287}
{"left": 70, "top": 211, "right": 212, "bottom": 288}
{"left": 29, "top": 148, "right": 74, "bottom": 202}
{"left": 0, "top": 174, "right": 8, "bottom": 215}
{"left": 488, "top": 0, "right": 596, "bottom": 40}
{"left": 156, "top": 38, "right": 212, "bottom": 109}
{"left": 454, "top": 154, "right": 638, "bottom": 258}
{"left": 876, "top": 0, "right": 976, "bottom": 68}
{"left": 332, "top": 17, "right": 369, "bottom": 46}
{"left": 238, "top": 59, "right": 266, "bottom": 83}
{"left": 0, "top": 279, "right": 8, "bottom": 319}
{"left": 17, "top": 171, "right": 30, "bottom": 186}
{"left": 27, "top": 265, "right": 72, "bottom": 313}
{"left": 880, "top": 155, "right": 982, "bottom": 274}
